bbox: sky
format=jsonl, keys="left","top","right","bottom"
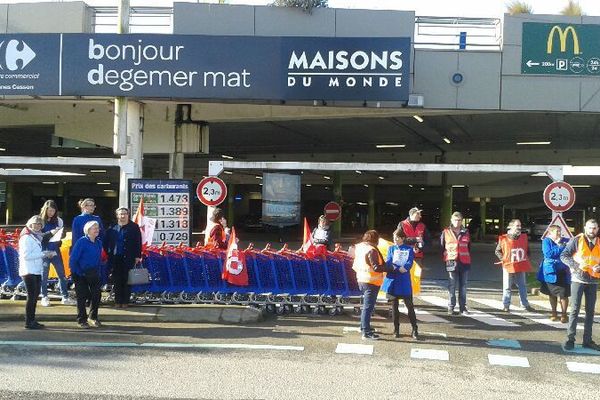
{"left": 2, "top": 0, "right": 600, "bottom": 18}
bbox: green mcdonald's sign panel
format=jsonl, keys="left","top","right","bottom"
{"left": 522, "top": 22, "right": 600, "bottom": 75}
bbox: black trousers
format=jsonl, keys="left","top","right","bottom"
{"left": 391, "top": 295, "right": 418, "bottom": 333}
{"left": 23, "top": 274, "right": 41, "bottom": 325}
{"left": 112, "top": 256, "right": 133, "bottom": 305}
{"left": 73, "top": 270, "right": 101, "bottom": 323}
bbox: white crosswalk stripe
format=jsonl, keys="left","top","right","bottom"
{"left": 488, "top": 354, "right": 530, "bottom": 368}
{"left": 398, "top": 302, "right": 449, "bottom": 323}
{"left": 419, "top": 295, "right": 518, "bottom": 327}
{"left": 410, "top": 348, "right": 449, "bottom": 361}
{"left": 471, "top": 298, "right": 581, "bottom": 330}
{"left": 566, "top": 362, "right": 600, "bottom": 374}
{"left": 528, "top": 299, "right": 600, "bottom": 324}
{"left": 335, "top": 343, "right": 373, "bottom": 355}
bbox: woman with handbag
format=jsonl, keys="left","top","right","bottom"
{"left": 104, "top": 207, "right": 142, "bottom": 309}
{"left": 70, "top": 221, "right": 103, "bottom": 328}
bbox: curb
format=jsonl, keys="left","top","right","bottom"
{"left": 0, "top": 301, "right": 264, "bottom": 324}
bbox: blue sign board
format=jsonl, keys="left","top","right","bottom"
{"left": 0, "top": 34, "right": 410, "bottom": 102}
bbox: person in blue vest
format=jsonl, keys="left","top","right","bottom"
{"left": 104, "top": 207, "right": 142, "bottom": 309}
{"left": 39, "top": 199, "right": 76, "bottom": 306}
{"left": 71, "top": 198, "right": 104, "bottom": 249}
{"left": 537, "top": 224, "right": 570, "bottom": 323}
{"left": 382, "top": 228, "right": 418, "bottom": 339}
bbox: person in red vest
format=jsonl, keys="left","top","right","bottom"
{"left": 560, "top": 219, "right": 600, "bottom": 351}
{"left": 441, "top": 212, "right": 471, "bottom": 316}
{"left": 495, "top": 219, "right": 535, "bottom": 312}
{"left": 397, "top": 207, "right": 430, "bottom": 267}
{"left": 204, "top": 208, "right": 230, "bottom": 249}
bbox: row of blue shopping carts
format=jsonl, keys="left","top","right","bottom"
{"left": 130, "top": 243, "right": 363, "bottom": 314}
{"left": 0, "top": 241, "right": 21, "bottom": 297}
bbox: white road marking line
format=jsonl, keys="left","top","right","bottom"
{"left": 421, "top": 331, "right": 447, "bottom": 338}
{"left": 335, "top": 343, "right": 374, "bottom": 355}
{"left": 0, "top": 341, "right": 304, "bottom": 351}
{"left": 419, "top": 295, "right": 518, "bottom": 327}
{"left": 488, "top": 354, "right": 530, "bottom": 368}
{"left": 343, "top": 327, "right": 362, "bottom": 333}
{"left": 471, "top": 298, "right": 581, "bottom": 330}
{"left": 529, "top": 300, "right": 600, "bottom": 324}
{"left": 566, "top": 362, "right": 600, "bottom": 374}
{"left": 410, "top": 348, "right": 449, "bottom": 361}
{"left": 398, "top": 302, "right": 450, "bottom": 323}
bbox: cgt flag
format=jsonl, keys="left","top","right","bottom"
{"left": 223, "top": 227, "right": 249, "bottom": 286}
{"left": 133, "top": 197, "right": 157, "bottom": 246}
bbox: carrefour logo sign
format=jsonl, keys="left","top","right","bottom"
{"left": 0, "top": 39, "right": 36, "bottom": 71}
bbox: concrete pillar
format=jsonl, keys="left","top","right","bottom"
{"left": 117, "top": 100, "right": 143, "bottom": 207}
{"left": 500, "top": 205, "right": 505, "bottom": 236}
{"left": 480, "top": 198, "right": 487, "bottom": 236}
{"left": 227, "top": 183, "right": 235, "bottom": 227}
{"left": 5, "top": 182, "right": 13, "bottom": 225}
{"left": 440, "top": 172, "right": 452, "bottom": 231}
{"left": 368, "top": 184, "right": 375, "bottom": 230}
{"left": 169, "top": 105, "right": 185, "bottom": 179}
{"left": 333, "top": 171, "right": 342, "bottom": 238}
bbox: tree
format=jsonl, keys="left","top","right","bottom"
{"left": 271, "top": 0, "right": 328, "bottom": 14}
{"left": 561, "top": 0, "right": 584, "bottom": 16}
{"left": 506, "top": 1, "right": 533, "bottom": 15}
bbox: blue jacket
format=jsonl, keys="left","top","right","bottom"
{"left": 104, "top": 221, "right": 142, "bottom": 267}
{"left": 42, "top": 217, "right": 63, "bottom": 251}
{"left": 69, "top": 236, "right": 103, "bottom": 276}
{"left": 381, "top": 244, "right": 414, "bottom": 297}
{"left": 71, "top": 213, "right": 104, "bottom": 245}
{"left": 537, "top": 237, "right": 570, "bottom": 284}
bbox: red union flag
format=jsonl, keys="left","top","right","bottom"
{"left": 223, "top": 227, "right": 249, "bottom": 286}
{"left": 133, "top": 197, "right": 157, "bottom": 246}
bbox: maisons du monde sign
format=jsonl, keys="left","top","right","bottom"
{"left": 0, "top": 34, "right": 410, "bottom": 102}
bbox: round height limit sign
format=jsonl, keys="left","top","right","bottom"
{"left": 543, "top": 181, "right": 576, "bottom": 212}
{"left": 197, "top": 176, "right": 227, "bottom": 207}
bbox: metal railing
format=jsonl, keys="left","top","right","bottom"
{"left": 91, "top": 6, "right": 503, "bottom": 50}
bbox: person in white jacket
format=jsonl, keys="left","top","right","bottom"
{"left": 19, "top": 216, "right": 57, "bottom": 329}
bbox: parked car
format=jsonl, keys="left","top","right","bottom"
{"left": 529, "top": 218, "right": 551, "bottom": 239}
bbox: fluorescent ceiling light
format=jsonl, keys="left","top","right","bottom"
{"left": 255, "top": 176, "right": 262, "bottom": 179}
{"left": 356, "top": 202, "right": 368, "bottom": 206}
{"left": 97, "top": 182, "right": 111, "bottom": 185}
{"left": 42, "top": 182, "right": 56, "bottom": 185}
{"left": 103, "top": 189, "right": 115, "bottom": 192}
{"left": 224, "top": 171, "right": 233, "bottom": 175}
{"left": 90, "top": 169, "right": 106, "bottom": 173}
{"left": 408, "top": 184, "right": 413, "bottom": 188}
{"left": 323, "top": 175, "right": 331, "bottom": 180}
{"left": 0, "top": 148, "right": 5, "bottom": 151}
{"left": 413, "top": 115, "right": 424, "bottom": 123}
{"left": 420, "top": 187, "right": 425, "bottom": 190}
{"left": 376, "top": 144, "right": 406, "bottom": 148}
{"left": 516, "top": 141, "right": 551, "bottom": 145}
{"left": 443, "top": 137, "right": 452, "bottom": 144}
{"left": 452, "top": 185, "right": 466, "bottom": 188}
{"left": 572, "top": 185, "right": 591, "bottom": 188}
{"left": 221, "top": 154, "right": 234, "bottom": 159}
{"left": 355, "top": 170, "right": 362, "bottom": 174}
{"left": 363, "top": 184, "right": 369, "bottom": 188}
{"left": 378, "top": 176, "right": 385, "bottom": 180}
{"left": 386, "top": 202, "right": 399, "bottom": 206}
{"left": 305, "top": 184, "right": 312, "bottom": 187}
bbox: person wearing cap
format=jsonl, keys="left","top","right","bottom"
{"left": 70, "top": 220, "right": 104, "bottom": 329}
{"left": 397, "top": 207, "right": 430, "bottom": 267}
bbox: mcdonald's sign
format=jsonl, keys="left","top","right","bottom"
{"left": 546, "top": 25, "right": 580, "bottom": 55}
{"left": 522, "top": 22, "right": 600, "bottom": 75}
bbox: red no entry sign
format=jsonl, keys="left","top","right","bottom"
{"left": 196, "top": 176, "right": 227, "bottom": 206}
{"left": 543, "top": 181, "right": 576, "bottom": 212}
{"left": 324, "top": 201, "right": 341, "bottom": 222}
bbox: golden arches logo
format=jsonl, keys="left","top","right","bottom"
{"left": 546, "top": 25, "right": 580, "bottom": 55}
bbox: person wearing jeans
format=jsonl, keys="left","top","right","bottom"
{"left": 70, "top": 220, "right": 103, "bottom": 329}
{"left": 441, "top": 212, "right": 471, "bottom": 316}
{"left": 560, "top": 219, "right": 600, "bottom": 351}
{"left": 352, "top": 230, "right": 386, "bottom": 340}
{"left": 495, "top": 219, "right": 535, "bottom": 312}
{"left": 39, "top": 200, "right": 75, "bottom": 306}
{"left": 19, "top": 216, "right": 57, "bottom": 329}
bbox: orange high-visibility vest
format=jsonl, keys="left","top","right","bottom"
{"left": 573, "top": 234, "right": 600, "bottom": 279}
{"left": 499, "top": 233, "right": 532, "bottom": 273}
{"left": 352, "top": 242, "right": 384, "bottom": 286}
{"left": 443, "top": 228, "right": 471, "bottom": 265}
{"left": 401, "top": 219, "right": 426, "bottom": 259}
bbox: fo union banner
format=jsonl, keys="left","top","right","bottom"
{"left": 0, "top": 34, "right": 410, "bottom": 102}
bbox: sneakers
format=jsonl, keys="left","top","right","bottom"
{"left": 362, "top": 332, "right": 380, "bottom": 340}
{"left": 582, "top": 341, "right": 600, "bottom": 351}
{"left": 88, "top": 319, "right": 102, "bottom": 328}
{"left": 524, "top": 305, "right": 536, "bottom": 312}
{"left": 40, "top": 296, "right": 51, "bottom": 307}
{"left": 61, "top": 297, "right": 76, "bottom": 305}
{"left": 460, "top": 309, "right": 471, "bottom": 316}
{"left": 564, "top": 340, "right": 575, "bottom": 350}
{"left": 393, "top": 331, "right": 401, "bottom": 339}
{"left": 411, "top": 328, "right": 419, "bottom": 340}
{"left": 448, "top": 308, "right": 459, "bottom": 316}
{"left": 78, "top": 322, "right": 91, "bottom": 329}
{"left": 502, "top": 306, "right": 510, "bottom": 312}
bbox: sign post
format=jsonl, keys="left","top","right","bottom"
{"left": 542, "top": 181, "right": 575, "bottom": 239}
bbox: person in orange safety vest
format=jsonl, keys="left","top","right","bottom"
{"left": 495, "top": 219, "right": 535, "bottom": 312}
{"left": 440, "top": 212, "right": 471, "bottom": 316}
{"left": 560, "top": 219, "right": 600, "bottom": 351}
{"left": 352, "top": 230, "right": 387, "bottom": 341}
